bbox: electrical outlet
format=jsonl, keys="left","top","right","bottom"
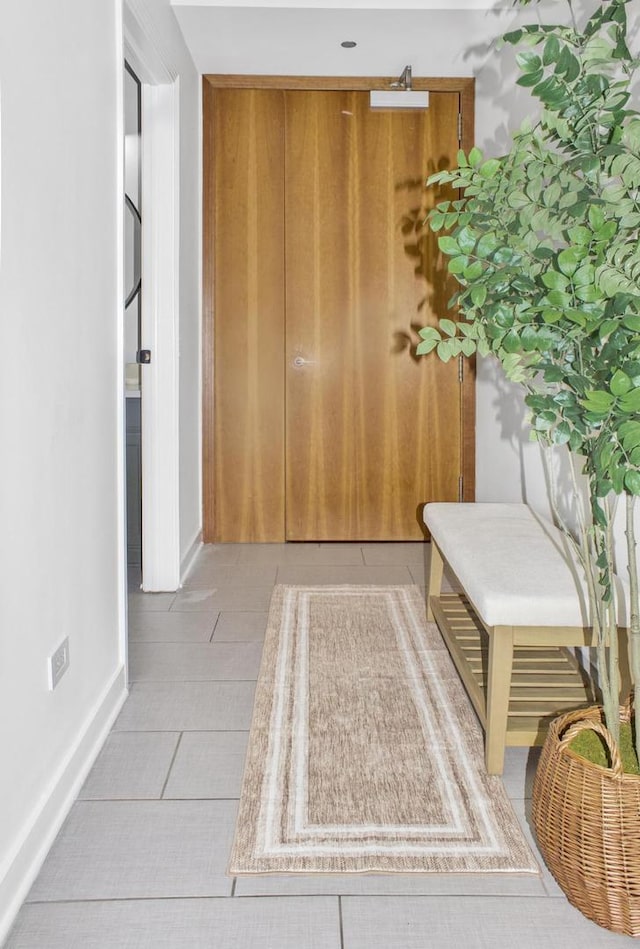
{"left": 48, "top": 637, "right": 70, "bottom": 691}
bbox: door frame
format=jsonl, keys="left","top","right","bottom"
{"left": 202, "top": 74, "right": 476, "bottom": 542}
{"left": 124, "top": 3, "right": 182, "bottom": 592}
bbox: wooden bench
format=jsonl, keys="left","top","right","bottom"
{"left": 423, "top": 502, "right": 628, "bottom": 775}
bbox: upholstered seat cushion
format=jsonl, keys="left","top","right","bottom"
{"left": 423, "top": 503, "right": 590, "bottom": 628}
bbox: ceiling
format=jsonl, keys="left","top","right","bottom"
{"left": 170, "top": 0, "right": 523, "bottom": 77}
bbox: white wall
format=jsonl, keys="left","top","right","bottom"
{"left": 0, "top": 0, "right": 126, "bottom": 937}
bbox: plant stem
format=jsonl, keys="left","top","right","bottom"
{"left": 604, "top": 497, "right": 620, "bottom": 744}
{"left": 626, "top": 492, "right": 640, "bottom": 763}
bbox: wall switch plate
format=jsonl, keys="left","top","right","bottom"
{"left": 48, "top": 637, "right": 70, "bottom": 691}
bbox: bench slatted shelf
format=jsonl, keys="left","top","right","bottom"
{"left": 422, "top": 503, "right": 623, "bottom": 775}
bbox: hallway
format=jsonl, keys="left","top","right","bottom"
{"left": 5, "top": 544, "right": 633, "bottom": 947}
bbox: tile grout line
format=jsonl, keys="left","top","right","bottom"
{"left": 338, "top": 894, "right": 345, "bottom": 949}
{"left": 160, "top": 733, "right": 184, "bottom": 799}
{"left": 209, "top": 611, "right": 222, "bottom": 643}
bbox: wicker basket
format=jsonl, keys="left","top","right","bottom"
{"left": 532, "top": 703, "right": 640, "bottom": 937}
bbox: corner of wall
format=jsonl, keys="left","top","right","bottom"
{"left": 0, "top": 668, "right": 128, "bottom": 945}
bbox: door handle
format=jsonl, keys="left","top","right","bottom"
{"left": 292, "top": 356, "right": 315, "bottom": 368}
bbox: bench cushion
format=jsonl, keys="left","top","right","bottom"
{"left": 424, "top": 503, "right": 589, "bottom": 628}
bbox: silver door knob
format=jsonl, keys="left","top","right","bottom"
{"left": 293, "top": 356, "right": 307, "bottom": 368}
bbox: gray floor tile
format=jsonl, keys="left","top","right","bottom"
{"left": 275, "top": 564, "right": 414, "bottom": 584}
{"left": 128, "top": 611, "right": 219, "bottom": 643}
{"left": 78, "top": 732, "right": 179, "bottom": 800}
{"left": 511, "top": 798, "right": 563, "bottom": 897}
{"left": 164, "top": 731, "right": 249, "bottom": 799}
{"left": 193, "top": 543, "right": 243, "bottom": 565}
{"left": 235, "top": 872, "right": 547, "bottom": 898}
{"left": 237, "top": 544, "right": 364, "bottom": 565}
{"left": 171, "top": 587, "right": 273, "bottom": 612}
{"left": 114, "top": 681, "right": 256, "bottom": 731}
{"left": 361, "top": 542, "right": 428, "bottom": 565}
{"left": 128, "top": 592, "right": 177, "bottom": 613}
{"left": 27, "top": 800, "right": 236, "bottom": 901}
{"left": 129, "top": 641, "right": 263, "bottom": 681}
{"left": 7, "top": 896, "right": 341, "bottom": 949}
{"left": 213, "top": 611, "right": 268, "bottom": 642}
{"left": 340, "top": 895, "right": 634, "bottom": 948}
{"left": 410, "top": 563, "right": 461, "bottom": 593}
{"left": 500, "top": 746, "right": 541, "bottom": 800}
{"left": 182, "top": 565, "right": 277, "bottom": 590}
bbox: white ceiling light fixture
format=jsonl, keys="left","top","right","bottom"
{"left": 370, "top": 65, "right": 429, "bottom": 111}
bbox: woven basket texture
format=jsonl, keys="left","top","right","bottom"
{"left": 532, "top": 703, "right": 640, "bottom": 937}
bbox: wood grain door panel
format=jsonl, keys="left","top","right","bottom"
{"left": 284, "top": 90, "right": 461, "bottom": 540}
{"left": 208, "top": 88, "right": 286, "bottom": 542}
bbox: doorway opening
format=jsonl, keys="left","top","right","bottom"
{"left": 124, "top": 60, "right": 143, "bottom": 583}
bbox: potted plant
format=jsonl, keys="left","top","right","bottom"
{"left": 417, "top": 0, "right": 640, "bottom": 934}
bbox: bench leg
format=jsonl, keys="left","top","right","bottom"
{"left": 426, "top": 540, "right": 444, "bottom": 622}
{"left": 485, "top": 625, "right": 514, "bottom": 775}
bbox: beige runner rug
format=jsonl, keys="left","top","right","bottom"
{"left": 229, "top": 585, "right": 538, "bottom": 874}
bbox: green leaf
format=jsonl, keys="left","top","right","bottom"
{"left": 588, "top": 205, "right": 606, "bottom": 231}
{"left": 581, "top": 390, "right": 615, "bottom": 411}
{"left": 438, "top": 236, "right": 460, "bottom": 255}
{"left": 623, "top": 314, "right": 640, "bottom": 332}
{"left": 436, "top": 339, "right": 456, "bottom": 362}
{"left": 557, "top": 247, "right": 586, "bottom": 276}
{"left": 448, "top": 255, "right": 469, "bottom": 275}
{"left": 620, "top": 420, "right": 640, "bottom": 450}
{"left": 543, "top": 34, "right": 560, "bottom": 66}
{"left": 456, "top": 227, "right": 477, "bottom": 254}
{"left": 464, "top": 260, "right": 484, "bottom": 281}
{"left": 502, "top": 329, "right": 522, "bottom": 354}
{"left": 547, "top": 289, "right": 572, "bottom": 307}
{"left": 568, "top": 225, "right": 592, "bottom": 246}
{"left": 468, "top": 147, "right": 483, "bottom": 167}
{"left": 416, "top": 338, "right": 438, "bottom": 355}
{"left": 611, "top": 369, "right": 632, "bottom": 396}
{"left": 542, "top": 270, "right": 570, "bottom": 291}
{"left": 619, "top": 389, "right": 640, "bottom": 412}
{"left": 418, "top": 326, "right": 440, "bottom": 341}
{"left": 460, "top": 338, "right": 476, "bottom": 357}
{"left": 624, "top": 470, "right": 640, "bottom": 495}
{"left": 517, "top": 69, "right": 544, "bottom": 88}
{"left": 440, "top": 318, "right": 457, "bottom": 338}
{"left": 508, "top": 190, "right": 529, "bottom": 209}
{"left": 503, "top": 29, "right": 523, "bottom": 46}
{"left": 471, "top": 285, "right": 487, "bottom": 307}
{"left": 480, "top": 158, "right": 501, "bottom": 179}
{"left": 516, "top": 51, "right": 542, "bottom": 73}
{"left": 552, "top": 421, "right": 571, "bottom": 445}
{"left": 575, "top": 285, "right": 602, "bottom": 303}
{"left": 476, "top": 233, "right": 501, "bottom": 257}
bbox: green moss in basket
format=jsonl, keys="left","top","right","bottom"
{"left": 570, "top": 724, "right": 640, "bottom": 775}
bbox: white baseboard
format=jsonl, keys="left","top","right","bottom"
{"left": 0, "top": 666, "right": 128, "bottom": 944}
{"left": 180, "top": 528, "right": 203, "bottom": 586}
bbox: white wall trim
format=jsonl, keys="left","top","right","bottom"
{"left": 181, "top": 529, "right": 203, "bottom": 585}
{"left": 141, "top": 79, "right": 182, "bottom": 592}
{"left": 123, "top": 0, "right": 177, "bottom": 82}
{"left": 0, "top": 667, "right": 128, "bottom": 945}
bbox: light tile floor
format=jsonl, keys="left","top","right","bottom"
{"left": 5, "top": 543, "right": 636, "bottom": 948}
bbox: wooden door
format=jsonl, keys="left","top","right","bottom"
{"left": 205, "top": 86, "right": 286, "bottom": 543}
{"left": 285, "top": 90, "right": 461, "bottom": 540}
{"left": 204, "top": 79, "right": 473, "bottom": 543}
